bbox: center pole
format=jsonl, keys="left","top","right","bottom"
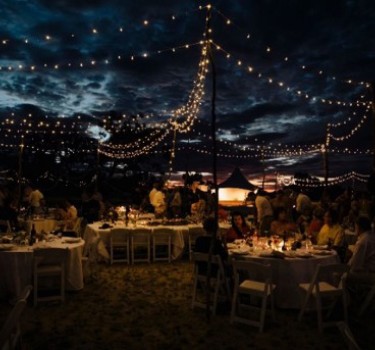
{"left": 205, "top": 4, "right": 218, "bottom": 323}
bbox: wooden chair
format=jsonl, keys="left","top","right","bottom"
{"left": 230, "top": 259, "right": 275, "bottom": 332}
{"left": 152, "top": 228, "right": 173, "bottom": 262}
{"left": 110, "top": 228, "right": 130, "bottom": 264}
{"left": 130, "top": 228, "right": 151, "bottom": 264}
{"left": 191, "top": 252, "right": 231, "bottom": 315}
{"left": 0, "top": 285, "right": 32, "bottom": 350}
{"left": 188, "top": 227, "right": 205, "bottom": 261}
{"left": 33, "top": 248, "right": 68, "bottom": 306}
{"left": 298, "top": 263, "right": 349, "bottom": 333}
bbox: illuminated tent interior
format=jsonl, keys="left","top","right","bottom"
{"left": 218, "top": 167, "right": 257, "bottom": 203}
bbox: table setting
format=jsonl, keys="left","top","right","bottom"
{"left": 0, "top": 232, "right": 85, "bottom": 301}
{"left": 227, "top": 235, "right": 339, "bottom": 308}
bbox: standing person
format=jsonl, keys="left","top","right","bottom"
{"left": 64, "top": 199, "right": 78, "bottom": 230}
{"left": 169, "top": 187, "right": 182, "bottom": 218}
{"left": 296, "top": 189, "right": 312, "bottom": 217}
{"left": 149, "top": 182, "right": 166, "bottom": 218}
{"left": 187, "top": 180, "right": 204, "bottom": 210}
{"left": 255, "top": 189, "right": 273, "bottom": 236}
{"left": 26, "top": 184, "right": 44, "bottom": 214}
{"left": 225, "top": 211, "right": 251, "bottom": 243}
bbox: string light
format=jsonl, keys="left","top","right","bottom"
{"left": 211, "top": 40, "right": 371, "bottom": 109}
{"left": 212, "top": 6, "right": 371, "bottom": 88}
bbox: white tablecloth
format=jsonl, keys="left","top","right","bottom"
{"left": 0, "top": 238, "right": 84, "bottom": 300}
{"left": 230, "top": 249, "right": 340, "bottom": 308}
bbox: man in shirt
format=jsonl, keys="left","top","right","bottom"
{"left": 27, "top": 185, "right": 44, "bottom": 214}
{"left": 255, "top": 190, "right": 273, "bottom": 236}
{"left": 347, "top": 216, "right": 375, "bottom": 301}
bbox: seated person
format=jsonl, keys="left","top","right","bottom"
{"left": 307, "top": 206, "right": 325, "bottom": 243}
{"left": 316, "top": 208, "right": 344, "bottom": 246}
{"left": 226, "top": 211, "right": 251, "bottom": 243}
{"left": 347, "top": 216, "right": 375, "bottom": 300}
{"left": 270, "top": 207, "right": 297, "bottom": 237}
{"left": 194, "top": 217, "right": 228, "bottom": 276}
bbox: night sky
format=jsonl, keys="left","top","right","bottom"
{"left": 1, "top": 0, "right": 374, "bottom": 187}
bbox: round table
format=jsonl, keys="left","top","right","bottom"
{"left": 0, "top": 238, "right": 84, "bottom": 301}
{"left": 229, "top": 248, "right": 340, "bottom": 308}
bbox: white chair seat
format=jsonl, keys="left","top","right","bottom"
{"left": 300, "top": 282, "right": 341, "bottom": 294}
{"left": 239, "top": 280, "right": 275, "bottom": 295}
{"left": 298, "top": 263, "right": 349, "bottom": 333}
{"left": 230, "top": 259, "right": 275, "bottom": 332}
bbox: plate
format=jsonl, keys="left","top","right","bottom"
{"left": 231, "top": 248, "right": 250, "bottom": 255}
{"left": 313, "top": 250, "right": 333, "bottom": 256}
{"left": 227, "top": 243, "right": 237, "bottom": 249}
{"left": 63, "top": 238, "right": 81, "bottom": 244}
{"left": 295, "top": 253, "right": 313, "bottom": 258}
{"left": 313, "top": 245, "right": 328, "bottom": 250}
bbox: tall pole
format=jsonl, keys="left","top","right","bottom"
{"left": 204, "top": 4, "right": 218, "bottom": 323}
{"left": 370, "top": 82, "right": 375, "bottom": 168}
{"left": 324, "top": 124, "right": 330, "bottom": 187}
{"left": 17, "top": 136, "right": 24, "bottom": 209}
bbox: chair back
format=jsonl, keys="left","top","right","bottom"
{"left": 311, "top": 263, "right": 349, "bottom": 292}
{"left": 192, "top": 252, "right": 226, "bottom": 280}
{"left": 152, "top": 228, "right": 174, "bottom": 243}
{"left": 33, "top": 248, "right": 68, "bottom": 267}
{"left": 188, "top": 227, "right": 206, "bottom": 239}
{"left": 111, "top": 228, "right": 130, "bottom": 243}
{"left": 232, "top": 259, "right": 273, "bottom": 292}
{"left": 131, "top": 228, "right": 151, "bottom": 243}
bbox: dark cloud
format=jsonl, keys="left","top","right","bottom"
{"left": 0, "top": 0, "right": 373, "bottom": 180}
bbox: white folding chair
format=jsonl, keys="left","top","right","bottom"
{"left": 191, "top": 252, "right": 231, "bottom": 316}
{"left": 188, "top": 227, "right": 205, "bottom": 261}
{"left": 336, "top": 321, "right": 362, "bottom": 350}
{"left": 109, "top": 228, "right": 130, "bottom": 264}
{"left": 33, "top": 248, "right": 68, "bottom": 306}
{"left": 230, "top": 259, "right": 275, "bottom": 332}
{"left": 152, "top": 228, "right": 173, "bottom": 263}
{"left": 0, "top": 284, "right": 33, "bottom": 350}
{"left": 130, "top": 228, "right": 151, "bottom": 264}
{"left": 298, "top": 263, "right": 349, "bottom": 333}
{"left": 0, "top": 299, "right": 27, "bottom": 350}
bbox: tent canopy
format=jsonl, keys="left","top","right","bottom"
{"left": 218, "top": 167, "right": 257, "bottom": 191}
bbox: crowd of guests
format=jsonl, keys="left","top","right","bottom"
{"left": 194, "top": 186, "right": 375, "bottom": 307}
{"left": 146, "top": 178, "right": 215, "bottom": 222}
